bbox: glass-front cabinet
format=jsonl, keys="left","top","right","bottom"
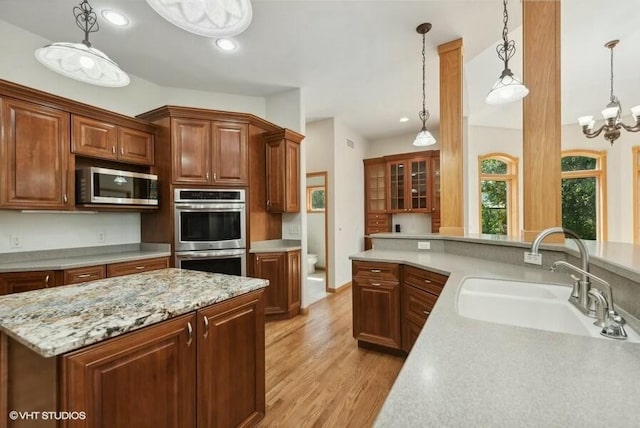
{"left": 366, "top": 161, "right": 387, "bottom": 213}
{"left": 388, "top": 157, "right": 430, "bottom": 213}
{"left": 388, "top": 161, "right": 406, "bottom": 212}
{"left": 430, "top": 154, "right": 441, "bottom": 232}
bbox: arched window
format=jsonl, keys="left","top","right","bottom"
{"left": 634, "top": 146, "right": 640, "bottom": 244}
{"left": 561, "top": 150, "right": 607, "bottom": 240}
{"left": 478, "top": 153, "right": 519, "bottom": 236}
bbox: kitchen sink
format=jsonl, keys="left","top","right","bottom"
{"left": 456, "top": 277, "right": 640, "bottom": 342}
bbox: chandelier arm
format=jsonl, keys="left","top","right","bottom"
{"left": 581, "top": 125, "right": 606, "bottom": 139}
{"left": 619, "top": 122, "right": 640, "bottom": 133}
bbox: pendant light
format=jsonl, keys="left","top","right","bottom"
{"left": 145, "top": 0, "right": 253, "bottom": 38}
{"left": 577, "top": 40, "right": 640, "bottom": 145}
{"left": 35, "top": 0, "right": 130, "bottom": 87}
{"left": 485, "top": 0, "right": 528, "bottom": 105}
{"left": 413, "top": 23, "right": 436, "bottom": 147}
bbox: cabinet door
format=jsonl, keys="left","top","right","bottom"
{"left": 365, "top": 161, "right": 387, "bottom": 214}
{"left": 287, "top": 250, "right": 301, "bottom": 312}
{"left": 265, "top": 140, "right": 285, "bottom": 212}
{"left": 0, "top": 98, "right": 71, "bottom": 209}
{"left": 171, "top": 118, "right": 210, "bottom": 184}
{"left": 211, "top": 122, "right": 248, "bottom": 185}
{"left": 387, "top": 160, "right": 407, "bottom": 213}
{"left": 352, "top": 277, "right": 401, "bottom": 350}
{"left": 430, "top": 154, "right": 441, "bottom": 232}
{"left": 106, "top": 257, "right": 169, "bottom": 278}
{"left": 118, "top": 126, "right": 154, "bottom": 165}
{"left": 253, "top": 252, "right": 287, "bottom": 315}
{"left": 409, "top": 158, "right": 430, "bottom": 212}
{"left": 71, "top": 115, "right": 117, "bottom": 160}
{"left": 61, "top": 314, "right": 196, "bottom": 428}
{"left": 284, "top": 140, "right": 300, "bottom": 212}
{"left": 0, "top": 271, "right": 55, "bottom": 295}
{"left": 197, "top": 290, "right": 265, "bottom": 428}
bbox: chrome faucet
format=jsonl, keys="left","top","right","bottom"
{"left": 530, "top": 227, "right": 592, "bottom": 315}
{"left": 552, "top": 261, "right": 627, "bottom": 340}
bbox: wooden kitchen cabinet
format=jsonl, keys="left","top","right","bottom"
{"left": 364, "top": 158, "right": 391, "bottom": 249}
{"left": 264, "top": 129, "right": 303, "bottom": 213}
{"left": 352, "top": 261, "right": 402, "bottom": 350}
{"left": 61, "top": 313, "right": 197, "bottom": 428}
{"left": 253, "top": 250, "right": 301, "bottom": 320}
{"left": 197, "top": 290, "right": 265, "bottom": 427}
{"left": 106, "top": 257, "right": 170, "bottom": 278}
{"left": 0, "top": 97, "right": 72, "bottom": 209}
{"left": 0, "top": 271, "right": 57, "bottom": 295}
{"left": 171, "top": 117, "right": 248, "bottom": 186}
{"left": 387, "top": 156, "right": 430, "bottom": 214}
{"left": 430, "top": 152, "right": 441, "bottom": 232}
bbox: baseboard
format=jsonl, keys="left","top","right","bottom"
{"left": 328, "top": 281, "right": 351, "bottom": 293}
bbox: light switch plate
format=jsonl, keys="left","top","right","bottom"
{"left": 524, "top": 252, "right": 542, "bottom": 265}
{"left": 418, "top": 241, "right": 431, "bottom": 250}
{"left": 9, "top": 234, "right": 22, "bottom": 248}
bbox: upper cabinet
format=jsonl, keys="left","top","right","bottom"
{"left": 0, "top": 97, "right": 72, "bottom": 209}
{"left": 430, "top": 153, "right": 441, "bottom": 232}
{"left": 264, "top": 129, "right": 303, "bottom": 213}
{"left": 365, "top": 158, "right": 387, "bottom": 214}
{"left": 72, "top": 115, "right": 154, "bottom": 165}
{"left": 387, "top": 155, "right": 431, "bottom": 214}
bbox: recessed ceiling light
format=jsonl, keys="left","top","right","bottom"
{"left": 216, "top": 38, "right": 237, "bottom": 51}
{"left": 399, "top": 117, "right": 409, "bottom": 122}
{"left": 101, "top": 10, "right": 129, "bottom": 27}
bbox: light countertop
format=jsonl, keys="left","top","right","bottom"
{"left": 249, "top": 239, "right": 302, "bottom": 253}
{"left": 0, "top": 243, "right": 171, "bottom": 273}
{"left": 349, "top": 250, "right": 640, "bottom": 427}
{"left": 0, "top": 268, "right": 268, "bottom": 358}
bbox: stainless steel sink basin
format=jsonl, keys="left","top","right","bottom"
{"left": 456, "top": 277, "right": 640, "bottom": 342}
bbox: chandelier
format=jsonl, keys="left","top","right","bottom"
{"left": 145, "top": 0, "right": 253, "bottom": 38}
{"left": 485, "top": 0, "right": 529, "bottom": 105}
{"left": 34, "top": 0, "right": 130, "bottom": 87}
{"left": 577, "top": 40, "right": 640, "bottom": 145}
{"left": 413, "top": 23, "right": 436, "bottom": 147}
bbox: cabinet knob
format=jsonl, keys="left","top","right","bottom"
{"left": 186, "top": 322, "right": 193, "bottom": 347}
{"left": 45, "top": 275, "right": 50, "bottom": 286}
{"left": 203, "top": 316, "right": 210, "bottom": 339}
{"left": 423, "top": 310, "right": 431, "bottom": 316}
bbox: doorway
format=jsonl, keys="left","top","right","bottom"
{"left": 306, "top": 171, "right": 328, "bottom": 305}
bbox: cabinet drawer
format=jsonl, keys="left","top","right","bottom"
{"left": 352, "top": 261, "right": 400, "bottom": 281}
{"left": 367, "top": 213, "right": 390, "bottom": 222}
{"left": 403, "top": 284, "right": 438, "bottom": 326}
{"left": 107, "top": 257, "right": 169, "bottom": 278}
{"left": 64, "top": 265, "right": 106, "bottom": 285}
{"left": 367, "top": 225, "right": 391, "bottom": 234}
{"left": 403, "top": 265, "right": 448, "bottom": 296}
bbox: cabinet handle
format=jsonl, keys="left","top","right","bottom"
{"left": 63, "top": 194, "right": 68, "bottom": 204}
{"left": 370, "top": 269, "right": 381, "bottom": 273}
{"left": 112, "top": 146, "right": 116, "bottom": 154}
{"left": 77, "top": 273, "right": 91, "bottom": 278}
{"left": 203, "top": 316, "right": 209, "bottom": 339}
{"left": 423, "top": 310, "right": 431, "bottom": 315}
{"left": 120, "top": 147, "right": 124, "bottom": 155}
{"left": 206, "top": 172, "right": 210, "bottom": 180}
{"left": 371, "top": 282, "right": 381, "bottom": 287}
{"left": 423, "top": 279, "right": 432, "bottom": 284}
{"left": 45, "top": 275, "right": 50, "bottom": 286}
{"left": 135, "top": 266, "right": 145, "bottom": 270}
{"left": 213, "top": 172, "right": 217, "bottom": 180}
{"left": 186, "top": 322, "right": 193, "bottom": 347}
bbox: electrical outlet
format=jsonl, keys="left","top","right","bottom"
{"left": 97, "top": 230, "right": 106, "bottom": 242}
{"left": 9, "top": 234, "right": 22, "bottom": 248}
{"left": 524, "top": 252, "right": 542, "bottom": 265}
{"left": 418, "top": 241, "right": 431, "bottom": 250}
{"left": 289, "top": 224, "right": 301, "bottom": 235}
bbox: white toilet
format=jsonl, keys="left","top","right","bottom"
{"left": 307, "top": 254, "right": 319, "bottom": 274}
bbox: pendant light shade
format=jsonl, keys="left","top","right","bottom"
{"left": 485, "top": 0, "right": 528, "bottom": 105}
{"left": 34, "top": 0, "right": 130, "bottom": 87}
{"left": 145, "top": 0, "right": 253, "bottom": 38}
{"left": 413, "top": 23, "right": 436, "bottom": 147}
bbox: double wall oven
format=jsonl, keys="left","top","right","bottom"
{"left": 174, "top": 189, "right": 246, "bottom": 276}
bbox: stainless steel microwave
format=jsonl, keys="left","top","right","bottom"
{"left": 76, "top": 167, "right": 158, "bottom": 206}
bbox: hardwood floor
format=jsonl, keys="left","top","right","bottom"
{"left": 256, "top": 286, "right": 405, "bottom": 428}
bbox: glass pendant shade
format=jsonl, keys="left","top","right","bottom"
{"left": 485, "top": 72, "right": 529, "bottom": 105}
{"left": 35, "top": 43, "right": 130, "bottom": 87}
{"left": 631, "top": 105, "right": 640, "bottom": 120}
{"left": 601, "top": 106, "right": 620, "bottom": 120}
{"left": 145, "top": 0, "right": 253, "bottom": 37}
{"left": 413, "top": 129, "right": 436, "bottom": 147}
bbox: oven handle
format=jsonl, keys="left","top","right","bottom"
{"left": 174, "top": 203, "right": 245, "bottom": 211}
{"left": 175, "top": 250, "right": 245, "bottom": 259}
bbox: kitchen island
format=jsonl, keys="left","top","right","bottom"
{"left": 0, "top": 268, "right": 268, "bottom": 428}
{"left": 350, "top": 246, "right": 640, "bottom": 427}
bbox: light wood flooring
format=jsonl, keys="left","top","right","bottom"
{"left": 256, "top": 287, "right": 405, "bottom": 428}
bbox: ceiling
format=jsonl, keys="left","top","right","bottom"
{"left": 0, "top": 0, "right": 638, "bottom": 140}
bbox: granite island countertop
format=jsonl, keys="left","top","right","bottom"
{"left": 0, "top": 268, "right": 268, "bottom": 358}
{"left": 350, "top": 250, "right": 640, "bottom": 427}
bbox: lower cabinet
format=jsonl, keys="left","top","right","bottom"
{"left": 8, "top": 289, "right": 265, "bottom": 428}
{"left": 105, "top": 257, "right": 170, "bottom": 278}
{"left": 352, "top": 261, "right": 448, "bottom": 354}
{"left": 253, "top": 250, "right": 301, "bottom": 320}
{"left": 0, "top": 271, "right": 57, "bottom": 295}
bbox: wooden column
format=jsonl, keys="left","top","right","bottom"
{"left": 438, "top": 39, "right": 464, "bottom": 236}
{"left": 521, "top": 0, "right": 562, "bottom": 242}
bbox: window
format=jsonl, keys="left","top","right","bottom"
{"left": 306, "top": 186, "right": 325, "bottom": 212}
{"left": 634, "top": 146, "right": 640, "bottom": 244}
{"left": 561, "top": 150, "right": 607, "bottom": 241}
{"left": 478, "top": 153, "right": 518, "bottom": 236}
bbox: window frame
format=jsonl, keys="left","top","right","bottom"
{"left": 633, "top": 146, "right": 640, "bottom": 244}
{"left": 478, "top": 153, "right": 519, "bottom": 236}
{"left": 306, "top": 186, "right": 326, "bottom": 213}
{"left": 560, "top": 149, "right": 607, "bottom": 241}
